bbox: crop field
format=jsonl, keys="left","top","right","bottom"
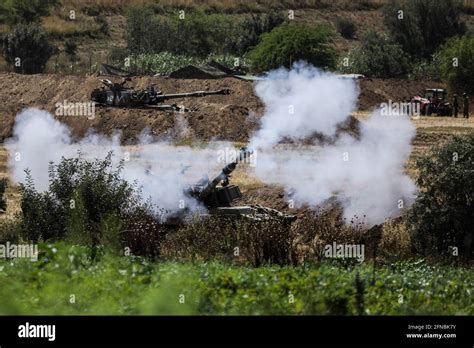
{"left": 0, "top": 243, "right": 472, "bottom": 315}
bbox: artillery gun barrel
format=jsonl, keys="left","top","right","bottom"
{"left": 159, "top": 89, "right": 230, "bottom": 101}
{"left": 198, "top": 147, "right": 253, "bottom": 200}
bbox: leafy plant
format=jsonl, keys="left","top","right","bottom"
{"left": 3, "top": 24, "right": 54, "bottom": 74}
{"left": 437, "top": 35, "right": 474, "bottom": 94}
{"left": 338, "top": 30, "right": 410, "bottom": 78}
{"left": 408, "top": 134, "right": 474, "bottom": 259}
{"left": 383, "top": 0, "right": 466, "bottom": 59}
{"left": 233, "top": 9, "right": 285, "bottom": 54}
{"left": 0, "top": 0, "right": 59, "bottom": 24}
{"left": 247, "top": 23, "right": 337, "bottom": 72}
{"left": 125, "top": 7, "right": 236, "bottom": 57}
{"left": 18, "top": 153, "right": 160, "bottom": 257}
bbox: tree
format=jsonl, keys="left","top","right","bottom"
{"left": 408, "top": 135, "right": 474, "bottom": 259}
{"left": 339, "top": 30, "right": 410, "bottom": 78}
{"left": 3, "top": 24, "right": 54, "bottom": 74}
{"left": 247, "top": 24, "right": 337, "bottom": 73}
{"left": 438, "top": 35, "right": 474, "bottom": 94}
{"left": 233, "top": 9, "right": 285, "bottom": 54}
{"left": 383, "top": 0, "right": 466, "bottom": 59}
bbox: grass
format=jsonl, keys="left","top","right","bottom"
{"left": 0, "top": 242, "right": 472, "bottom": 315}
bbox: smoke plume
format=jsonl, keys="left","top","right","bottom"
{"left": 6, "top": 108, "right": 230, "bottom": 217}
{"left": 249, "top": 63, "right": 417, "bottom": 225}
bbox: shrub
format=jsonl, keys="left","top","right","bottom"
{"left": 233, "top": 9, "right": 285, "bottom": 54}
{"left": 1, "top": 0, "right": 58, "bottom": 24}
{"left": 407, "top": 134, "right": 474, "bottom": 259}
{"left": 437, "top": 35, "right": 474, "bottom": 94}
{"left": 125, "top": 7, "right": 236, "bottom": 57}
{"left": 336, "top": 17, "right": 356, "bottom": 39}
{"left": 3, "top": 24, "right": 54, "bottom": 74}
{"left": 18, "top": 153, "right": 161, "bottom": 257}
{"left": 383, "top": 0, "right": 466, "bottom": 59}
{"left": 339, "top": 30, "right": 410, "bottom": 78}
{"left": 247, "top": 23, "right": 337, "bottom": 73}
{"left": 409, "top": 53, "right": 443, "bottom": 80}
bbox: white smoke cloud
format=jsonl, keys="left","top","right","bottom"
{"left": 249, "top": 63, "right": 417, "bottom": 225}
{"left": 5, "top": 108, "right": 230, "bottom": 218}
{"left": 250, "top": 62, "right": 359, "bottom": 150}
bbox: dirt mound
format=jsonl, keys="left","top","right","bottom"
{"left": 0, "top": 72, "right": 263, "bottom": 143}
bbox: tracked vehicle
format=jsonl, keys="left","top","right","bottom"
{"left": 165, "top": 147, "right": 296, "bottom": 225}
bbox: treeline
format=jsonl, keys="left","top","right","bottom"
{"left": 0, "top": 0, "right": 473, "bottom": 93}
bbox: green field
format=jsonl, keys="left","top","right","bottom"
{"left": 0, "top": 243, "right": 472, "bottom": 315}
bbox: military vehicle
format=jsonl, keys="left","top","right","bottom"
{"left": 166, "top": 147, "right": 296, "bottom": 224}
{"left": 91, "top": 78, "right": 231, "bottom": 111}
{"left": 410, "top": 88, "right": 452, "bottom": 116}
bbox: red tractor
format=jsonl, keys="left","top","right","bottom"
{"left": 411, "top": 88, "right": 452, "bottom": 116}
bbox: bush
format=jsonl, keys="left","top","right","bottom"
{"left": 233, "top": 9, "right": 285, "bottom": 54}
{"left": 336, "top": 17, "right": 357, "bottom": 39}
{"left": 0, "top": 179, "right": 7, "bottom": 212}
{"left": 3, "top": 24, "right": 54, "bottom": 74}
{"left": 0, "top": 0, "right": 58, "bottom": 24}
{"left": 409, "top": 53, "right": 443, "bottom": 80}
{"left": 125, "top": 7, "right": 236, "bottom": 57}
{"left": 408, "top": 135, "right": 474, "bottom": 259}
{"left": 19, "top": 153, "right": 160, "bottom": 256}
{"left": 247, "top": 23, "right": 337, "bottom": 73}
{"left": 437, "top": 35, "right": 474, "bottom": 94}
{"left": 339, "top": 30, "right": 410, "bottom": 78}
{"left": 383, "top": 0, "right": 466, "bottom": 59}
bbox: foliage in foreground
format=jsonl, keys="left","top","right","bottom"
{"left": 18, "top": 153, "right": 167, "bottom": 259}
{"left": 408, "top": 134, "right": 474, "bottom": 259}
{"left": 0, "top": 243, "right": 471, "bottom": 315}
